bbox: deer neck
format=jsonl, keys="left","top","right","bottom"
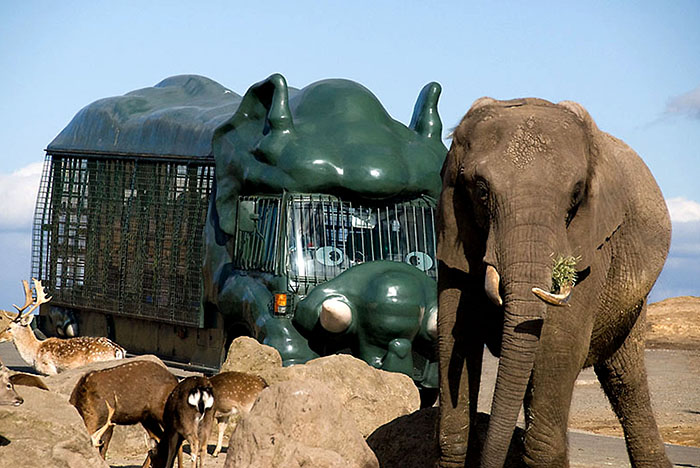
{"left": 10, "top": 323, "right": 42, "bottom": 366}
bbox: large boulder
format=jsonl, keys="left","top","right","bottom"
{"left": 223, "top": 337, "right": 421, "bottom": 437}
{"left": 225, "top": 379, "right": 379, "bottom": 468}
{"left": 259, "top": 354, "right": 420, "bottom": 437}
{"left": 0, "top": 386, "right": 108, "bottom": 468}
{"left": 220, "top": 336, "right": 283, "bottom": 374}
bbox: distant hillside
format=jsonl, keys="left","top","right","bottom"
{"left": 647, "top": 296, "right": 700, "bottom": 351}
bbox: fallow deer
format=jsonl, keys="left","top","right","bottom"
{"left": 150, "top": 376, "right": 215, "bottom": 468}
{"left": 69, "top": 359, "right": 179, "bottom": 461}
{"left": 0, "top": 364, "right": 23, "bottom": 407}
{"left": 0, "top": 279, "right": 126, "bottom": 375}
{"left": 208, "top": 371, "right": 267, "bottom": 457}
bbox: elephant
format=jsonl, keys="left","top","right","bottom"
{"left": 436, "top": 97, "right": 671, "bottom": 467}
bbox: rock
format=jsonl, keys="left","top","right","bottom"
{"left": 224, "top": 379, "right": 379, "bottom": 468}
{"left": 220, "top": 336, "right": 283, "bottom": 374}
{"left": 214, "top": 338, "right": 420, "bottom": 454}
{"left": 259, "top": 354, "right": 420, "bottom": 437}
{"left": 0, "top": 386, "right": 108, "bottom": 468}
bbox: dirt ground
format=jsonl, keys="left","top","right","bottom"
{"left": 572, "top": 296, "right": 700, "bottom": 447}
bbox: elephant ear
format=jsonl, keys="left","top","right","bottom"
{"left": 437, "top": 145, "right": 477, "bottom": 274}
{"left": 557, "top": 100, "right": 630, "bottom": 266}
{"left": 436, "top": 99, "right": 500, "bottom": 274}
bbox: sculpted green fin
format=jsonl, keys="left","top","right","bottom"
{"left": 410, "top": 82, "right": 443, "bottom": 140}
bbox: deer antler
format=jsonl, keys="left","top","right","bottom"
{"left": 12, "top": 279, "right": 51, "bottom": 322}
{"left": 12, "top": 280, "right": 35, "bottom": 315}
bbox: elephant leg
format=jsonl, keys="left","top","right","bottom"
{"left": 594, "top": 304, "right": 671, "bottom": 468}
{"left": 437, "top": 277, "right": 483, "bottom": 467}
{"left": 521, "top": 321, "right": 591, "bottom": 468}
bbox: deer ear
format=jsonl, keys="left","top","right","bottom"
{"left": 21, "top": 314, "right": 35, "bottom": 327}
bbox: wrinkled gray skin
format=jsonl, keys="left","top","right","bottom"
{"left": 436, "top": 97, "right": 671, "bottom": 468}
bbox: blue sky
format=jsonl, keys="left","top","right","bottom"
{"left": 1, "top": 1, "right": 699, "bottom": 307}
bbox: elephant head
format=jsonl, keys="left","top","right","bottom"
{"left": 436, "top": 97, "right": 648, "bottom": 467}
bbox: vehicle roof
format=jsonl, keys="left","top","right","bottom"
{"left": 47, "top": 75, "right": 249, "bottom": 159}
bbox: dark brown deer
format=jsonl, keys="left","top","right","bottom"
{"left": 150, "top": 376, "right": 215, "bottom": 468}
{"left": 69, "top": 359, "right": 179, "bottom": 461}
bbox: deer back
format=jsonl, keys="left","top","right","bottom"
{"left": 151, "top": 376, "right": 214, "bottom": 468}
{"left": 38, "top": 336, "right": 126, "bottom": 373}
{"left": 210, "top": 371, "right": 267, "bottom": 414}
{"left": 70, "top": 360, "right": 178, "bottom": 429}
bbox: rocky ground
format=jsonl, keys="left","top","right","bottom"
{"left": 0, "top": 296, "right": 698, "bottom": 467}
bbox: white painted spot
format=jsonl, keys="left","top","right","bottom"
{"left": 320, "top": 298, "right": 352, "bottom": 333}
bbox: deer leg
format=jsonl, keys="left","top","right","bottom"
{"left": 163, "top": 432, "right": 182, "bottom": 468}
{"left": 212, "top": 416, "right": 228, "bottom": 457}
{"left": 99, "top": 426, "right": 115, "bottom": 458}
{"left": 177, "top": 443, "right": 184, "bottom": 468}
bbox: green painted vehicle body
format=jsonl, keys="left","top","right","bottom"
{"left": 37, "top": 73, "right": 446, "bottom": 388}
{"left": 203, "top": 74, "right": 446, "bottom": 387}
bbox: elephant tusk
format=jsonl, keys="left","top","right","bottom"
{"left": 485, "top": 265, "right": 503, "bottom": 307}
{"left": 532, "top": 283, "right": 573, "bottom": 307}
{"left": 320, "top": 298, "right": 353, "bottom": 333}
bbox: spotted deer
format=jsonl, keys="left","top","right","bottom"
{"left": 208, "top": 371, "right": 267, "bottom": 457}
{"left": 69, "top": 359, "right": 179, "bottom": 461}
{"left": 150, "top": 376, "right": 215, "bottom": 468}
{"left": 0, "top": 364, "right": 23, "bottom": 407}
{"left": 0, "top": 279, "right": 126, "bottom": 375}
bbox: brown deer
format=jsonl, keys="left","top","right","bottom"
{"left": 150, "top": 376, "right": 215, "bottom": 468}
{"left": 69, "top": 359, "right": 179, "bottom": 462}
{"left": 208, "top": 371, "right": 267, "bottom": 457}
{"left": 0, "top": 279, "right": 126, "bottom": 375}
{"left": 0, "top": 364, "right": 24, "bottom": 407}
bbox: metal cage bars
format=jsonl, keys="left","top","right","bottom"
{"left": 31, "top": 154, "right": 214, "bottom": 326}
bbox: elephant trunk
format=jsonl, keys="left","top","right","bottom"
{"left": 481, "top": 219, "right": 558, "bottom": 468}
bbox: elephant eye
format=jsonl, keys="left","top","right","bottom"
{"left": 566, "top": 181, "right": 585, "bottom": 227}
{"left": 474, "top": 179, "right": 489, "bottom": 204}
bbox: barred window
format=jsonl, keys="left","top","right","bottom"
{"left": 286, "top": 194, "right": 436, "bottom": 293}
{"left": 231, "top": 196, "right": 282, "bottom": 272}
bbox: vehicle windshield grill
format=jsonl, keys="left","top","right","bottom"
{"left": 286, "top": 194, "right": 436, "bottom": 294}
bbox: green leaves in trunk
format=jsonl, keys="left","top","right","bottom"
{"left": 551, "top": 255, "right": 581, "bottom": 293}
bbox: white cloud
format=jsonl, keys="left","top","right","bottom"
{"left": 666, "top": 197, "right": 700, "bottom": 223}
{"left": 0, "top": 161, "right": 44, "bottom": 231}
{"left": 665, "top": 85, "right": 700, "bottom": 119}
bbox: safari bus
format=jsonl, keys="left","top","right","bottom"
{"left": 31, "top": 74, "right": 447, "bottom": 394}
